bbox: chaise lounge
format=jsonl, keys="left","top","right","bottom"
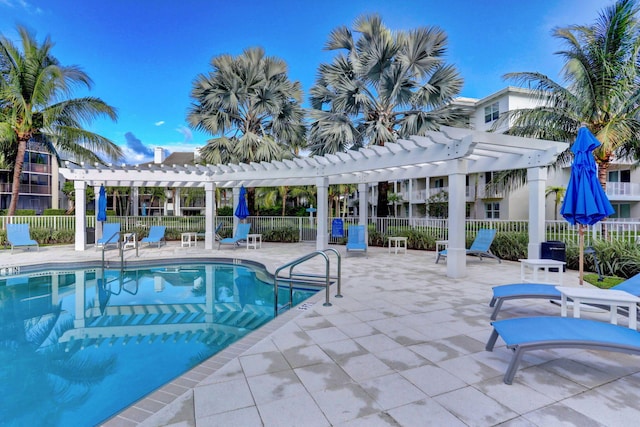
{"left": 218, "top": 223, "right": 251, "bottom": 249}
{"left": 96, "top": 223, "right": 121, "bottom": 250}
{"left": 345, "top": 225, "right": 367, "bottom": 256}
{"left": 7, "top": 223, "right": 39, "bottom": 254}
{"left": 486, "top": 316, "right": 640, "bottom": 384}
{"left": 436, "top": 228, "right": 500, "bottom": 264}
{"left": 140, "top": 226, "right": 166, "bottom": 248}
{"left": 489, "top": 272, "right": 640, "bottom": 320}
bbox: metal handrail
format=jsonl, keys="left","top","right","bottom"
{"left": 273, "top": 249, "right": 342, "bottom": 316}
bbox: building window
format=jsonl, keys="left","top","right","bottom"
{"left": 433, "top": 178, "right": 444, "bottom": 188}
{"left": 608, "top": 170, "right": 631, "bottom": 183}
{"left": 611, "top": 203, "right": 631, "bottom": 219}
{"left": 485, "top": 202, "right": 500, "bottom": 219}
{"left": 484, "top": 102, "right": 499, "bottom": 123}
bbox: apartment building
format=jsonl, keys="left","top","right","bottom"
{"left": 0, "top": 139, "right": 60, "bottom": 214}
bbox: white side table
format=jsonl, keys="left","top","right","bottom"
{"left": 247, "top": 234, "right": 262, "bottom": 249}
{"left": 388, "top": 237, "right": 408, "bottom": 254}
{"left": 519, "top": 259, "right": 565, "bottom": 285}
{"left": 123, "top": 233, "right": 137, "bottom": 249}
{"left": 181, "top": 232, "right": 198, "bottom": 248}
{"left": 556, "top": 286, "right": 640, "bottom": 329}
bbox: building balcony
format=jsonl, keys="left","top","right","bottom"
{"left": 606, "top": 182, "right": 640, "bottom": 201}
{"left": 0, "top": 183, "right": 51, "bottom": 195}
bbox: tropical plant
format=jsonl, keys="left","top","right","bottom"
{"left": 308, "top": 14, "right": 464, "bottom": 216}
{"left": 501, "top": 0, "right": 640, "bottom": 191}
{"left": 188, "top": 47, "right": 307, "bottom": 213}
{"left": 0, "top": 26, "right": 122, "bottom": 216}
{"left": 61, "top": 181, "right": 95, "bottom": 214}
{"left": 545, "top": 186, "right": 566, "bottom": 220}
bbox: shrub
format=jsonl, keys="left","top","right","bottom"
{"left": 491, "top": 233, "right": 529, "bottom": 261}
{"left": 263, "top": 227, "right": 298, "bottom": 242}
{"left": 44, "top": 209, "right": 67, "bottom": 215}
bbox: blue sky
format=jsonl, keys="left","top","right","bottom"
{"left": 1, "top": 0, "right": 612, "bottom": 163}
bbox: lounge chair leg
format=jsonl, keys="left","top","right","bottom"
{"left": 485, "top": 328, "right": 500, "bottom": 351}
{"left": 489, "top": 297, "right": 497, "bottom": 307}
{"left": 490, "top": 299, "right": 504, "bottom": 320}
{"left": 504, "top": 348, "right": 524, "bottom": 385}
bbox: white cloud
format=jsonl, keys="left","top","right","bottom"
{"left": 155, "top": 121, "right": 165, "bottom": 126}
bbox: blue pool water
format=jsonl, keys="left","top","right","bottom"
{"left": 0, "top": 261, "right": 317, "bottom": 426}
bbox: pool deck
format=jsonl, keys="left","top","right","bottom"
{"left": 3, "top": 241, "right": 640, "bottom": 426}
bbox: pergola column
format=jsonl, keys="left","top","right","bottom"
{"left": 74, "top": 180, "right": 87, "bottom": 251}
{"left": 232, "top": 186, "right": 240, "bottom": 233}
{"left": 447, "top": 159, "right": 468, "bottom": 278}
{"left": 527, "top": 166, "right": 548, "bottom": 259}
{"left": 358, "top": 182, "right": 368, "bottom": 242}
{"left": 132, "top": 186, "right": 139, "bottom": 216}
{"left": 316, "top": 176, "right": 329, "bottom": 250}
{"left": 205, "top": 182, "right": 215, "bottom": 250}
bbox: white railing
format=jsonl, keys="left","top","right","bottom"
{"left": 2, "top": 215, "right": 638, "bottom": 245}
{"left": 606, "top": 182, "right": 640, "bottom": 197}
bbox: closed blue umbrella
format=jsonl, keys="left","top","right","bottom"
{"left": 560, "top": 127, "right": 614, "bottom": 284}
{"left": 97, "top": 185, "right": 107, "bottom": 222}
{"left": 234, "top": 185, "right": 249, "bottom": 220}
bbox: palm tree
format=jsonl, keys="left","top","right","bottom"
{"left": 188, "top": 47, "right": 307, "bottom": 213}
{"left": 0, "top": 26, "right": 122, "bottom": 216}
{"left": 502, "top": 0, "right": 640, "bottom": 191}
{"left": 308, "top": 14, "right": 464, "bottom": 217}
{"left": 545, "top": 186, "right": 566, "bottom": 220}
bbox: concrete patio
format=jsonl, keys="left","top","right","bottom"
{"left": 3, "top": 241, "right": 640, "bottom": 426}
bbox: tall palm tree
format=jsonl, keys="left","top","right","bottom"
{"left": 545, "top": 186, "right": 566, "bottom": 220}
{"left": 502, "top": 0, "right": 640, "bottom": 191}
{"left": 188, "top": 47, "right": 307, "bottom": 213}
{"left": 308, "top": 14, "right": 464, "bottom": 217}
{"left": 0, "top": 26, "right": 122, "bottom": 216}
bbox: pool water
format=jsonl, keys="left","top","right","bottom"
{"left": 0, "top": 262, "right": 317, "bottom": 426}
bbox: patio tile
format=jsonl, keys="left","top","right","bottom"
{"left": 238, "top": 350, "right": 291, "bottom": 377}
{"left": 375, "top": 346, "right": 429, "bottom": 371}
{"left": 271, "top": 330, "right": 314, "bottom": 351}
{"left": 196, "top": 406, "right": 262, "bottom": 426}
{"left": 386, "top": 398, "right": 467, "bottom": 427}
{"left": 318, "top": 338, "right": 368, "bottom": 361}
{"left": 522, "top": 403, "right": 605, "bottom": 427}
{"left": 438, "top": 354, "right": 504, "bottom": 384}
{"left": 193, "top": 378, "right": 254, "bottom": 419}
{"left": 256, "top": 394, "right": 330, "bottom": 427}
{"left": 400, "top": 364, "right": 466, "bottom": 396}
{"left": 473, "top": 376, "right": 555, "bottom": 414}
{"left": 334, "top": 321, "right": 378, "bottom": 339}
{"left": 309, "top": 382, "right": 381, "bottom": 425}
{"left": 305, "top": 326, "right": 350, "bottom": 344}
{"left": 282, "top": 344, "right": 334, "bottom": 368}
{"left": 434, "top": 386, "right": 518, "bottom": 427}
{"left": 333, "top": 411, "right": 399, "bottom": 427}
{"left": 246, "top": 369, "right": 307, "bottom": 405}
{"left": 340, "top": 353, "right": 394, "bottom": 382}
{"left": 360, "top": 373, "right": 427, "bottom": 410}
{"left": 294, "top": 362, "right": 353, "bottom": 392}
{"left": 354, "top": 333, "right": 403, "bottom": 354}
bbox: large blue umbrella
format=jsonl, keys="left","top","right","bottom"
{"left": 97, "top": 185, "right": 108, "bottom": 222}
{"left": 560, "top": 127, "right": 614, "bottom": 284}
{"left": 234, "top": 185, "right": 249, "bottom": 220}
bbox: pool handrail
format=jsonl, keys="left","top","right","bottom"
{"left": 273, "top": 249, "right": 342, "bottom": 316}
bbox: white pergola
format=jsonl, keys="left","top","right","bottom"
{"left": 60, "top": 126, "right": 568, "bottom": 278}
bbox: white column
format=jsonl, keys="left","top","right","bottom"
{"left": 232, "top": 186, "right": 240, "bottom": 234}
{"left": 132, "top": 186, "right": 139, "bottom": 216}
{"left": 74, "top": 270, "right": 85, "bottom": 327}
{"left": 447, "top": 159, "right": 468, "bottom": 278}
{"left": 527, "top": 167, "right": 548, "bottom": 259}
{"left": 316, "top": 176, "right": 329, "bottom": 250}
{"left": 94, "top": 185, "right": 102, "bottom": 241}
{"left": 408, "top": 179, "right": 413, "bottom": 219}
{"left": 205, "top": 182, "right": 215, "bottom": 250}
{"left": 358, "top": 182, "right": 368, "bottom": 244}
{"left": 74, "top": 180, "right": 87, "bottom": 251}
{"left": 175, "top": 188, "right": 182, "bottom": 216}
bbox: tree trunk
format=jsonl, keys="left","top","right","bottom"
{"left": 597, "top": 160, "right": 610, "bottom": 240}
{"left": 247, "top": 187, "right": 255, "bottom": 215}
{"left": 7, "top": 138, "right": 28, "bottom": 216}
{"left": 377, "top": 181, "right": 389, "bottom": 217}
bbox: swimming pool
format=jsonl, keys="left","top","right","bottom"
{"left": 0, "top": 260, "right": 318, "bottom": 426}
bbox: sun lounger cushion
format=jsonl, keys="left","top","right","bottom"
{"left": 486, "top": 316, "right": 640, "bottom": 384}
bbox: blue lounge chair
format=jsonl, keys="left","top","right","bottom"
{"left": 218, "top": 223, "right": 251, "bottom": 249}
{"left": 346, "top": 225, "right": 367, "bottom": 255}
{"left": 214, "top": 223, "right": 223, "bottom": 241}
{"left": 436, "top": 228, "right": 500, "bottom": 264}
{"left": 486, "top": 316, "right": 640, "bottom": 384}
{"left": 96, "top": 223, "right": 120, "bottom": 250}
{"left": 7, "top": 224, "right": 39, "bottom": 254}
{"left": 140, "top": 226, "right": 166, "bottom": 248}
{"left": 490, "top": 272, "right": 640, "bottom": 320}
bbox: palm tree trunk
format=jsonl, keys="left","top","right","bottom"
{"left": 7, "top": 138, "right": 28, "bottom": 216}
{"left": 597, "top": 160, "right": 610, "bottom": 240}
{"left": 377, "top": 181, "right": 389, "bottom": 217}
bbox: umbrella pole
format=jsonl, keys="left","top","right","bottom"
{"left": 579, "top": 224, "right": 584, "bottom": 286}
